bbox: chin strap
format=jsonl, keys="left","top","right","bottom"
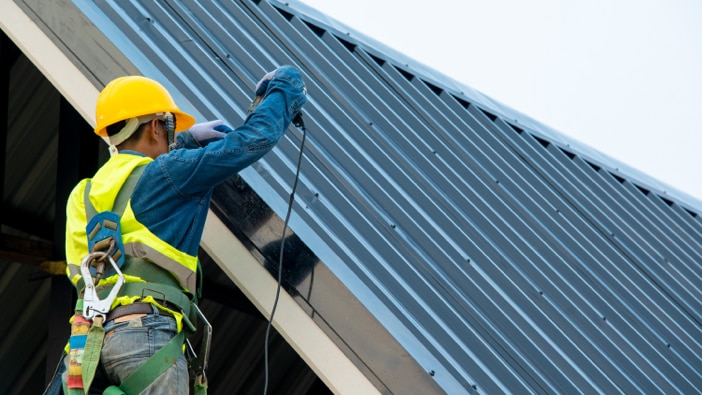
{"left": 165, "top": 112, "right": 176, "bottom": 151}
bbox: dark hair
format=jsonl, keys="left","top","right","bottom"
{"left": 105, "top": 120, "right": 126, "bottom": 137}
{"left": 105, "top": 119, "right": 149, "bottom": 147}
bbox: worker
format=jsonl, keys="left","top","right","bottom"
{"left": 44, "top": 65, "right": 307, "bottom": 394}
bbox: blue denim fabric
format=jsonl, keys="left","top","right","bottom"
{"left": 128, "top": 65, "right": 307, "bottom": 257}
{"left": 59, "top": 313, "right": 187, "bottom": 394}
{"left": 101, "top": 314, "right": 187, "bottom": 394}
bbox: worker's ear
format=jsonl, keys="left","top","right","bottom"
{"left": 148, "top": 118, "right": 161, "bottom": 141}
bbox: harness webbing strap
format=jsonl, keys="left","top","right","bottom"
{"left": 84, "top": 164, "right": 147, "bottom": 219}
{"left": 194, "top": 376, "right": 208, "bottom": 395}
{"left": 66, "top": 313, "right": 90, "bottom": 393}
{"left": 113, "top": 164, "right": 146, "bottom": 216}
{"left": 103, "top": 329, "right": 185, "bottom": 395}
{"left": 97, "top": 282, "right": 195, "bottom": 325}
{"left": 83, "top": 182, "right": 95, "bottom": 222}
{"left": 81, "top": 316, "right": 105, "bottom": 393}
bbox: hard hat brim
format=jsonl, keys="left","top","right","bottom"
{"left": 173, "top": 110, "right": 196, "bottom": 133}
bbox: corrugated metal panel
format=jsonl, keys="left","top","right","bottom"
{"left": 39, "top": 0, "right": 702, "bottom": 393}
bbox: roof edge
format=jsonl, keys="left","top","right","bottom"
{"left": 201, "top": 209, "right": 381, "bottom": 394}
{"left": 0, "top": 0, "right": 98, "bottom": 125}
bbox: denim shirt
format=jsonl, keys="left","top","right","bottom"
{"left": 123, "top": 66, "right": 307, "bottom": 257}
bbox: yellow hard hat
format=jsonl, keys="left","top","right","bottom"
{"left": 94, "top": 75, "right": 196, "bottom": 137}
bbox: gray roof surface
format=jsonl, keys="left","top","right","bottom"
{"left": 59, "top": 0, "right": 702, "bottom": 393}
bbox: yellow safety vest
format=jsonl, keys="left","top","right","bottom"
{"left": 65, "top": 153, "right": 199, "bottom": 330}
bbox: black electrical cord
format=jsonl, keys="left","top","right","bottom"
{"left": 263, "top": 112, "right": 306, "bottom": 395}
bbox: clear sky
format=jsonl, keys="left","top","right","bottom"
{"left": 296, "top": 0, "right": 702, "bottom": 204}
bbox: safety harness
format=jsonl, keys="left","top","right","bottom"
{"left": 67, "top": 165, "right": 211, "bottom": 395}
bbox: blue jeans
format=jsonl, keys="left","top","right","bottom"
{"left": 57, "top": 313, "right": 188, "bottom": 394}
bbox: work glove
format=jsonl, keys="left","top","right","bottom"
{"left": 255, "top": 69, "right": 277, "bottom": 97}
{"left": 249, "top": 66, "right": 307, "bottom": 117}
{"left": 248, "top": 69, "right": 276, "bottom": 112}
{"left": 188, "top": 120, "right": 227, "bottom": 145}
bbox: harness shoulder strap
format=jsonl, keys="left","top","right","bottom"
{"left": 84, "top": 181, "right": 97, "bottom": 221}
{"left": 83, "top": 164, "right": 147, "bottom": 274}
{"left": 84, "top": 164, "right": 147, "bottom": 217}
{"left": 113, "top": 164, "right": 147, "bottom": 216}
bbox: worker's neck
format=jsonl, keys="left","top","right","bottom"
{"left": 117, "top": 140, "right": 161, "bottom": 159}
{"left": 115, "top": 123, "right": 168, "bottom": 159}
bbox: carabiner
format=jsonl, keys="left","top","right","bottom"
{"left": 80, "top": 251, "right": 125, "bottom": 321}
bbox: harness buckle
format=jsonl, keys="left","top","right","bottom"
{"left": 80, "top": 251, "right": 125, "bottom": 321}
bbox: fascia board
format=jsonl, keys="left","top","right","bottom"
{"left": 201, "top": 210, "right": 380, "bottom": 395}
{"left": 0, "top": 0, "right": 98, "bottom": 128}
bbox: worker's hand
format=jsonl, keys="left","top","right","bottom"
{"left": 255, "top": 69, "right": 277, "bottom": 97}
{"left": 249, "top": 67, "right": 284, "bottom": 113}
{"left": 188, "top": 120, "right": 227, "bottom": 145}
{"left": 213, "top": 124, "right": 235, "bottom": 134}
{"left": 251, "top": 66, "right": 307, "bottom": 118}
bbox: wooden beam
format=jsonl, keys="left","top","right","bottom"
{"left": 0, "top": 233, "right": 53, "bottom": 265}
{"left": 0, "top": 233, "right": 66, "bottom": 275}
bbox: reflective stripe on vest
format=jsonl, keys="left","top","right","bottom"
{"left": 65, "top": 153, "right": 198, "bottom": 293}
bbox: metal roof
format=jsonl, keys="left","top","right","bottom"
{"left": 2, "top": 0, "right": 702, "bottom": 393}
